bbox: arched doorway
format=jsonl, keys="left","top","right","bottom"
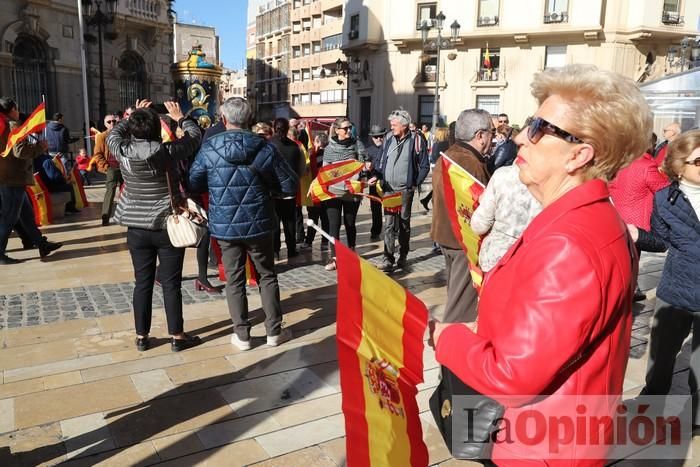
{"left": 118, "top": 51, "right": 147, "bottom": 109}
{"left": 12, "top": 34, "right": 50, "bottom": 112}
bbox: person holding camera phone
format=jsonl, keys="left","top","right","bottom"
{"left": 107, "top": 99, "right": 203, "bottom": 353}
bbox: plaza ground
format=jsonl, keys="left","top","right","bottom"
{"left": 0, "top": 182, "right": 696, "bottom": 466}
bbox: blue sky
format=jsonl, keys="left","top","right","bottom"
{"left": 174, "top": 0, "right": 248, "bottom": 70}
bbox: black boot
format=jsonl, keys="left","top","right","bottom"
{"left": 39, "top": 240, "right": 63, "bottom": 259}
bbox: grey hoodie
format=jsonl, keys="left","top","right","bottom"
{"left": 107, "top": 118, "right": 201, "bottom": 230}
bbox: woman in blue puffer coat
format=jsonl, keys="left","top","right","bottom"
{"left": 629, "top": 129, "right": 700, "bottom": 428}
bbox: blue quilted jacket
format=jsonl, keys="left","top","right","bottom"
{"left": 188, "top": 129, "right": 298, "bottom": 241}
{"left": 638, "top": 183, "right": 700, "bottom": 312}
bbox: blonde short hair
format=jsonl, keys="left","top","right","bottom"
{"left": 434, "top": 127, "right": 449, "bottom": 143}
{"left": 663, "top": 129, "right": 700, "bottom": 179}
{"left": 531, "top": 64, "right": 652, "bottom": 181}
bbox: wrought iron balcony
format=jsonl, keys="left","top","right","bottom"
{"left": 477, "top": 16, "right": 499, "bottom": 27}
{"left": 661, "top": 12, "right": 684, "bottom": 25}
{"left": 544, "top": 11, "right": 568, "bottom": 23}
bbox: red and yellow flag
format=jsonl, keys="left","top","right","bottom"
{"left": 2, "top": 102, "right": 46, "bottom": 157}
{"left": 440, "top": 153, "right": 486, "bottom": 291}
{"left": 161, "top": 119, "right": 175, "bottom": 143}
{"left": 336, "top": 242, "right": 429, "bottom": 467}
{"left": 381, "top": 192, "right": 403, "bottom": 213}
{"left": 25, "top": 174, "right": 53, "bottom": 226}
{"left": 483, "top": 45, "right": 491, "bottom": 69}
{"left": 345, "top": 179, "right": 368, "bottom": 195}
{"left": 297, "top": 142, "right": 314, "bottom": 207}
{"left": 52, "top": 156, "right": 89, "bottom": 209}
{"left": 308, "top": 159, "right": 364, "bottom": 204}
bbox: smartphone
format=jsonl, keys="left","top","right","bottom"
{"left": 152, "top": 103, "right": 168, "bottom": 114}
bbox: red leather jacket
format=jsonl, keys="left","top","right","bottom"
{"left": 436, "top": 180, "right": 635, "bottom": 466}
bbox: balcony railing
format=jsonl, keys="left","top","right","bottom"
{"left": 477, "top": 16, "right": 499, "bottom": 27}
{"left": 126, "top": 0, "right": 161, "bottom": 21}
{"left": 661, "top": 12, "right": 684, "bottom": 25}
{"left": 544, "top": 11, "right": 568, "bottom": 23}
{"left": 477, "top": 68, "right": 500, "bottom": 81}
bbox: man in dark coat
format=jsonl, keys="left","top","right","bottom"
{"left": 189, "top": 97, "right": 298, "bottom": 351}
{"left": 365, "top": 124, "right": 385, "bottom": 240}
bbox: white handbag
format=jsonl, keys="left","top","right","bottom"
{"left": 165, "top": 170, "right": 208, "bottom": 248}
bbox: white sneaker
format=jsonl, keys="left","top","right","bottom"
{"left": 231, "top": 334, "right": 251, "bottom": 351}
{"left": 266, "top": 328, "right": 292, "bottom": 347}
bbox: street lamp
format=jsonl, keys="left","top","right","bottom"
{"left": 336, "top": 57, "right": 362, "bottom": 118}
{"left": 82, "top": 0, "right": 118, "bottom": 121}
{"left": 420, "top": 11, "right": 460, "bottom": 131}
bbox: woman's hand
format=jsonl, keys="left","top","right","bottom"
{"left": 135, "top": 99, "right": 152, "bottom": 109}
{"left": 429, "top": 320, "right": 477, "bottom": 349}
{"left": 626, "top": 224, "right": 639, "bottom": 242}
{"left": 164, "top": 102, "right": 184, "bottom": 122}
{"left": 368, "top": 176, "right": 377, "bottom": 186}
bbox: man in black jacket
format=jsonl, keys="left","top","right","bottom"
{"left": 270, "top": 118, "right": 302, "bottom": 259}
{"left": 365, "top": 124, "right": 385, "bottom": 240}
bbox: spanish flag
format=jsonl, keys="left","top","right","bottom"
{"left": 440, "top": 153, "right": 485, "bottom": 290}
{"left": 2, "top": 102, "right": 46, "bottom": 157}
{"left": 297, "top": 142, "right": 314, "bottom": 207}
{"left": 161, "top": 119, "right": 175, "bottom": 143}
{"left": 52, "top": 156, "right": 89, "bottom": 209}
{"left": 345, "top": 179, "right": 368, "bottom": 195}
{"left": 335, "top": 242, "right": 429, "bottom": 467}
{"left": 381, "top": 192, "right": 403, "bottom": 213}
{"left": 308, "top": 159, "right": 364, "bottom": 204}
{"left": 483, "top": 45, "right": 491, "bottom": 69}
{"left": 25, "top": 174, "right": 53, "bottom": 226}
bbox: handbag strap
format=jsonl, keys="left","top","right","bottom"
{"left": 164, "top": 162, "right": 179, "bottom": 215}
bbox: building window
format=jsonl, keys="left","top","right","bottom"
{"left": 303, "top": 0, "right": 311, "bottom": 5}
{"left": 293, "top": 94, "right": 300, "bottom": 105}
{"left": 293, "top": 46, "right": 301, "bottom": 58}
{"left": 312, "top": 41, "right": 321, "bottom": 53}
{"left": 118, "top": 51, "right": 147, "bottom": 111}
{"left": 479, "top": 47, "right": 500, "bottom": 81}
{"left": 11, "top": 34, "right": 50, "bottom": 113}
{"left": 544, "top": 0, "right": 568, "bottom": 23}
{"left": 321, "top": 34, "right": 342, "bottom": 51}
{"left": 477, "top": 0, "right": 500, "bottom": 26}
{"left": 476, "top": 95, "right": 500, "bottom": 114}
{"left": 418, "top": 95, "right": 434, "bottom": 125}
{"left": 545, "top": 45, "right": 567, "bottom": 69}
{"left": 292, "top": 70, "right": 300, "bottom": 82}
{"left": 420, "top": 54, "right": 437, "bottom": 82}
{"left": 312, "top": 66, "right": 322, "bottom": 79}
{"left": 312, "top": 15, "right": 322, "bottom": 28}
{"left": 303, "top": 43, "right": 311, "bottom": 56}
{"left": 293, "top": 21, "right": 301, "bottom": 33}
{"left": 302, "top": 68, "right": 311, "bottom": 81}
{"left": 349, "top": 14, "right": 360, "bottom": 39}
{"left": 311, "top": 92, "right": 321, "bottom": 104}
{"left": 302, "top": 18, "right": 311, "bottom": 30}
{"left": 293, "top": 0, "right": 301, "bottom": 8}
{"left": 662, "top": 0, "right": 683, "bottom": 24}
{"left": 416, "top": 2, "right": 437, "bottom": 29}
{"left": 320, "top": 89, "right": 346, "bottom": 103}
{"left": 301, "top": 93, "right": 311, "bottom": 105}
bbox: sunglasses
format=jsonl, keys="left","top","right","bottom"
{"left": 339, "top": 126, "right": 352, "bottom": 131}
{"left": 527, "top": 117, "right": 584, "bottom": 144}
{"left": 684, "top": 157, "right": 700, "bottom": 167}
{"left": 105, "top": 120, "right": 118, "bottom": 124}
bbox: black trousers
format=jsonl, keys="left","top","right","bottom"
{"left": 127, "top": 227, "right": 185, "bottom": 336}
{"left": 642, "top": 298, "right": 700, "bottom": 425}
{"left": 274, "top": 198, "right": 297, "bottom": 255}
{"left": 383, "top": 189, "right": 414, "bottom": 263}
{"left": 219, "top": 234, "right": 282, "bottom": 339}
{"left": 304, "top": 205, "right": 329, "bottom": 246}
{"left": 369, "top": 185, "right": 382, "bottom": 237}
{"left": 324, "top": 197, "right": 360, "bottom": 256}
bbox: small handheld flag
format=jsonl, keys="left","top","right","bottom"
{"left": 2, "top": 102, "right": 46, "bottom": 157}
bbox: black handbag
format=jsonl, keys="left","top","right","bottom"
{"left": 429, "top": 365, "right": 505, "bottom": 460}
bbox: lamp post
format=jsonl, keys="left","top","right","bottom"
{"left": 336, "top": 57, "right": 362, "bottom": 119}
{"left": 420, "top": 12, "right": 460, "bottom": 130}
{"left": 82, "top": 0, "right": 118, "bottom": 121}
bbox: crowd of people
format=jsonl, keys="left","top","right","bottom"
{"left": 1, "top": 61, "right": 698, "bottom": 462}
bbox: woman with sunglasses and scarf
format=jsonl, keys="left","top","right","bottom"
{"left": 629, "top": 129, "right": 700, "bottom": 430}
{"left": 321, "top": 117, "right": 367, "bottom": 271}
{"left": 430, "top": 65, "right": 650, "bottom": 465}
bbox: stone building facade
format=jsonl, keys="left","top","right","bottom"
{"left": 342, "top": 0, "right": 700, "bottom": 136}
{"left": 174, "top": 23, "right": 219, "bottom": 66}
{"left": 0, "top": 0, "right": 174, "bottom": 138}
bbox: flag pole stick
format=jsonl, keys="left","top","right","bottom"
{"left": 41, "top": 94, "right": 47, "bottom": 142}
{"left": 306, "top": 220, "right": 335, "bottom": 244}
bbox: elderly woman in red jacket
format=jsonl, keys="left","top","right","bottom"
{"left": 431, "top": 65, "right": 651, "bottom": 466}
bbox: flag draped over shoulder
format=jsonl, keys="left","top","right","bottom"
{"left": 2, "top": 102, "right": 46, "bottom": 157}
{"left": 161, "top": 119, "right": 175, "bottom": 143}
{"left": 335, "top": 242, "right": 429, "bottom": 467}
{"left": 440, "top": 153, "right": 486, "bottom": 291}
{"left": 308, "top": 159, "right": 364, "bottom": 203}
